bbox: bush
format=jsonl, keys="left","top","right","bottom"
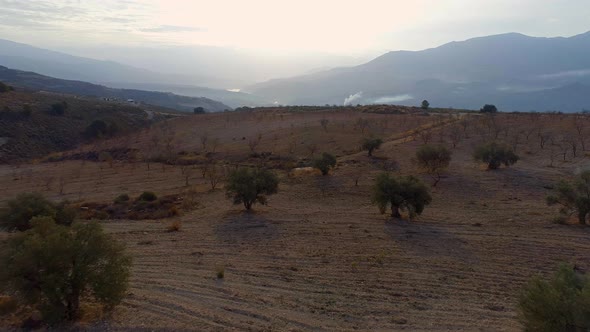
{"left": 518, "top": 264, "right": 590, "bottom": 331}
{"left": 114, "top": 194, "right": 130, "bottom": 204}
{"left": 547, "top": 170, "right": 590, "bottom": 225}
{"left": 0, "top": 193, "right": 74, "bottom": 231}
{"left": 167, "top": 220, "right": 182, "bottom": 232}
{"left": 138, "top": 191, "right": 158, "bottom": 202}
{"left": 473, "top": 142, "right": 519, "bottom": 170}
{"left": 193, "top": 107, "right": 206, "bottom": 114}
{"left": 313, "top": 152, "right": 337, "bottom": 175}
{"left": 49, "top": 101, "right": 68, "bottom": 116}
{"left": 0, "top": 82, "right": 13, "bottom": 93}
{"left": 361, "top": 137, "right": 383, "bottom": 157}
{"left": 415, "top": 145, "right": 452, "bottom": 186}
{"left": 226, "top": 168, "right": 279, "bottom": 210}
{"left": 372, "top": 173, "right": 432, "bottom": 219}
{"left": 0, "top": 217, "right": 131, "bottom": 324}
{"left": 480, "top": 104, "right": 498, "bottom": 113}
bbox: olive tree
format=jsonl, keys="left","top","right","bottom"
{"left": 518, "top": 264, "right": 590, "bottom": 331}
{"left": 473, "top": 142, "right": 519, "bottom": 170}
{"left": 361, "top": 137, "right": 383, "bottom": 157}
{"left": 415, "top": 145, "right": 452, "bottom": 187}
{"left": 1, "top": 217, "right": 131, "bottom": 324}
{"left": 226, "top": 168, "right": 279, "bottom": 210}
{"left": 313, "top": 152, "right": 337, "bottom": 175}
{"left": 372, "top": 173, "right": 432, "bottom": 219}
{"left": 0, "top": 193, "right": 75, "bottom": 231}
{"left": 547, "top": 170, "right": 590, "bottom": 225}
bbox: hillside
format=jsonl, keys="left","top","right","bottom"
{"left": 0, "top": 66, "right": 231, "bottom": 113}
{"left": 0, "top": 86, "right": 177, "bottom": 162}
{"left": 246, "top": 32, "right": 590, "bottom": 112}
{"left": 0, "top": 107, "right": 589, "bottom": 330}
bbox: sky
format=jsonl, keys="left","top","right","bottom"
{"left": 0, "top": 0, "right": 589, "bottom": 56}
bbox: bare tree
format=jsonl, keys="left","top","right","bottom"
{"left": 418, "top": 129, "right": 433, "bottom": 145}
{"left": 448, "top": 126, "right": 462, "bottom": 148}
{"left": 180, "top": 165, "right": 195, "bottom": 186}
{"left": 200, "top": 132, "right": 209, "bottom": 152}
{"left": 42, "top": 175, "right": 55, "bottom": 191}
{"left": 58, "top": 176, "right": 67, "bottom": 195}
{"left": 574, "top": 116, "right": 588, "bottom": 151}
{"left": 248, "top": 133, "right": 262, "bottom": 153}
{"left": 207, "top": 164, "right": 225, "bottom": 190}
{"left": 320, "top": 118, "right": 329, "bottom": 131}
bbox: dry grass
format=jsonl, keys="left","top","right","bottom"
{"left": 1, "top": 108, "right": 589, "bottom": 330}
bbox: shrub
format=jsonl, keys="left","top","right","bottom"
{"left": 167, "top": 220, "right": 181, "bottom": 232}
{"left": 0, "top": 193, "right": 74, "bottom": 231}
{"left": 313, "top": 152, "right": 337, "bottom": 175}
{"left": 547, "top": 170, "right": 590, "bottom": 225}
{"left": 226, "top": 168, "right": 279, "bottom": 210}
{"left": 193, "top": 107, "right": 206, "bottom": 114}
{"left": 114, "top": 194, "right": 130, "bottom": 204}
{"left": 415, "top": 145, "right": 452, "bottom": 186}
{"left": 0, "top": 217, "right": 131, "bottom": 324}
{"left": 518, "top": 264, "right": 590, "bottom": 331}
{"left": 138, "top": 191, "right": 158, "bottom": 202}
{"left": 372, "top": 173, "right": 432, "bottom": 219}
{"left": 361, "top": 137, "right": 383, "bottom": 157}
{"left": 0, "top": 82, "right": 13, "bottom": 93}
{"left": 480, "top": 104, "right": 498, "bottom": 113}
{"left": 21, "top": 104, "right": 32, "bottom": 117}
{"left": 473, "top": 142, "right": 519, "bottom": 170}
{"left": 49, "top": 101, "right": 68, "bottom": 116}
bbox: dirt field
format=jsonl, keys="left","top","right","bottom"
{"left": 1, "top": 109, "right": 589, "bottom": 331}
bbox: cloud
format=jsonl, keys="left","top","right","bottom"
{"left": 140, "top": 25, "right": 206, "bottom": 33}
{"left": 343, "top": 92, "right": 363, "bottom": 105}
{"left": 538, "top": 69, "right": 590, "bottom": 79}
{"left": 372, "top": 94, "right": 413, "bottom": 104}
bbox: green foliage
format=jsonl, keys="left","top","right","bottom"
{"left": 473, "top": 142, "right": 519, "bottom": 170}
{"left": 138, "top": 191, "right": 158, "bottom": 202}
{"left": 518, "top": 264, "right": 590, "bottom": 331}
{"left": 114, "top": 194, "right": 130, "bottom": 204}
{"left": 416, "top": 145, "right": 452, "bottom": 186}
{"left": 361, "top": 137, "right": 384, "bottom": 157}
{"left": 226, "top": 168, "right": 279, "bottom": 210}
{"left": 313, "top": 152, "right": 337, "bottom": 175}
{"left": 49, "top": 101, "right": 68, "bottom": 116}
{"left": 0, "top": 217, "right": 131, "bottom": 324}
{"left": 83, "top": 119, "right": 119, "bottom": 139}
{"left": 480, "top": 104, "right": 498, "bottom": 113}
{"left": 0, "top": 193, "right": 74, "bottom": 231}
{"left": 547, "top": 171, "right": 590, "bottom": 225}
{"left": 0, "top": 82, "right": 13, "bottom": 93}
{"left": 372, "top": 173, "right": 432, "bottom": 219}
{"left": 421, "top": 100, "right": 430, "bottom": 110}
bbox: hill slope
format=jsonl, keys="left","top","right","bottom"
{"left": 0, "top": 66, "right": 231, "bottom": 112}
{"left": 246, "top": 32, "right": 590, "bottom": 112}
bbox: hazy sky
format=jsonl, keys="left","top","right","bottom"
{"left": 1, "top": 0, "right": 589, "bottom": 56}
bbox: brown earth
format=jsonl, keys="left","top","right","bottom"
{"left": 1, "top": 108, "right": 589, "bottom": 331}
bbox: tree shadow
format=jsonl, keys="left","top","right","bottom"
{"left": 384, "top": 219, "right": 478, "bottom": 264}
{"left": 214, "top": 211, "right": 280, "bottom": 244}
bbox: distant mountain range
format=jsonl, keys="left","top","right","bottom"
{"left": 245, "top": 32, "right": 590, "bottom": 112}
{"left": 0, "top": 66, "right": 231, "bottom": 112}
{"left": 0, "top": 39, "right": 268, "bottom": 108}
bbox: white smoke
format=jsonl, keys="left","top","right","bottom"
{"left": 372, "top": 94, "right": 413, "bottom": 104}
{"left": 343, "top": 92, "right": 363, "bottom": 106}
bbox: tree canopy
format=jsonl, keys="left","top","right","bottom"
{"left": 226, "top": 168, "right": 279, "bottom": 210}
{"left": 473, "top": 142, "right": 519, "bottom": 170}
{"left": 372, "top": 173, "right": 432, "bottom": 219}
{"left": 362, "top": 137, "right": 383, "bottom": 157}
{"left": 547, "top": 170, "right": 590, "bottom": 224}
{"left": 1, "top": 217, "right": 131, "bottom": 323}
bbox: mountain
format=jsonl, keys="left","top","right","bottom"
{"left": 101, "top": 82, "right": 271, "bottom": 109}
{"left": 0, "top": 66, "right": 231, "bottom": 113}
{"left": 245, "top": 32, "right": 590, "bottom": 112}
